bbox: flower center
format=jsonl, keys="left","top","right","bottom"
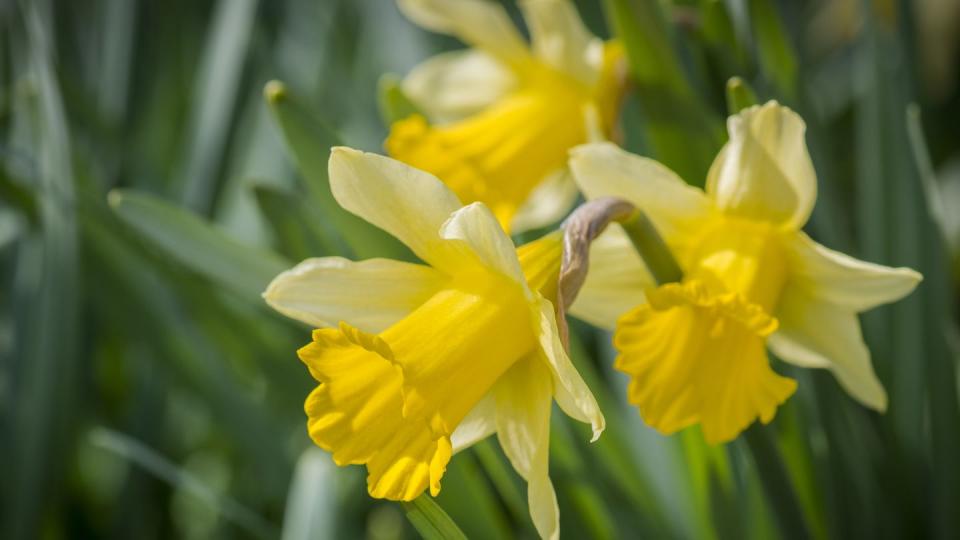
{"left": 685, "top": 217, "right": 788, "bottom": 313}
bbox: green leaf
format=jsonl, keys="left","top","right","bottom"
{"left": 726, "top": 76, "right": 759, "bottom": 115}
{"left": 378, "top": 74, "right": 422, "bottom": 125}
{"left": 264, "top": 80, "right": 411, "bottom": 261}
{"left": 401, "top": 495, "right": 468, "bottom": 540}
{"left": 746, "top": 0, "right": 797, "bottom": 100}
{"left": 108, "top": 189, "right": 290, "bottom": 299}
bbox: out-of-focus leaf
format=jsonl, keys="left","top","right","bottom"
{"left": 108, "top": 189, "right": 290, "bottom": 299}
{"left": 601, "top": 0, "right": 722, "bottom": 184}
{"left": 4, "top": 4, "right": 80, "bottom": 538}
{"left": 726, "top": 76, "right": 759, "bottom": 114}
{"left": 281, "top": 448, "right": 337, "bottom": 540}
{"left": 742, "top": 424, "right": 810, "bottom": 540}
{"left": 90, "top": 427, "right": 276, "bottom": 539}
{"left": 402, "top": 495, "right": 468, "bottom": 540}
{"left": 178, "top": 0, "right": 259, "bottom": 214}
{"left": 378, "top": 74, "right": 422, "bottom": 125}
{"left": 253, "top": 183, "right": 334, "bottom": 261}
{"left": 746, "top": 0, "right": 797, "bottom": 100}
{"left": 264, "top": 80, "right": 411, "bottom": 261}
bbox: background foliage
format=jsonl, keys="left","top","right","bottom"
{"left": 2, "top": 0, "right": 960, "bottom": 538}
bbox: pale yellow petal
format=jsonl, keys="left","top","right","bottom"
{"left": 706, "top": 102, "right": 816, "bottom": 230}
{"left": 494, "top": 356, "right": 560, "bottom": 540}
{"left": 769, "top": 287, "right": 888, "bottom": 411}
{"left": 569, "top": 226, "right": 653, "bottom": 330}
{"left": 450, "top": 393, "right": 496, "bottom": 453}
{"left": 520, "top": 0, "right": 599, "bottom": 85}
{"left": 439, "top": 202, "right": 527, "bottom": 288}
{"left": 402, "top": 49, "right": 516, "bottom": 124}
{"left": 785, "top": 232, "right": 922, "bottom": 312}
{"left": 536, "top": 297, "right": 605, "bottom": 440}
{"left": 264, "top": 257, "right": 445, "bottom": 333}
{"left": 569, "top": 142, "right": 714, "bottom": 257}
{"left": 397, "top": 0, "right": 531, "bottom": 64}
{"left": 328, "top": 147, "right": 461, "bottom": 269}
{"left": 509, "top": 168, "right": 580, "bottom": 234}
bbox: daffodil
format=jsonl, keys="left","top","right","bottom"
{"left": 385, "top": 0, "right": 625, "bottom": 233}
{"left": 263, "top": 147, "right": 603, "bottom": 539}
{"left": 568, "top": 102, "right": 922, "bottom": 444}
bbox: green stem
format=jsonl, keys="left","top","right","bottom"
{"left": 743, "top": 424, "right": 811, "bottom": 540}
{"left": 401, "top": 496, "right": 468, "bottom": 540}
{"left": 619, "top": 210, "right": 683, "bottom": 285}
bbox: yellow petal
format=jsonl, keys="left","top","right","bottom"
{"left": 264, "top": 257, "right": 445, "bottom": 333}
{"left": 569, "top": 141, "right": 714, "bottom": 258}
{"left": 439, "top": 202, "right": 527, "bottom": 289}
{"left": 785, "top": 231, "right": 922, "bottom": 312}
{"left": 614, "top": 281, "right": 797, "bottom": 444}
{"left": 397, "top": 0, "right": 531, "bottom": 65}
{"left": 402, "top": 49, "right": 516, "bottom": 124}
{"left": 536, "top": 297, "right": 605, "bottom": 440}
{"left": 520, "top": 0, "right": 599, "bottom": 85}
{"left": 384, "top": 278, "right": 537, "bottom": 438}
{"left": 516, "top": 231, "right": 563, "bottom": 299}
{"left": 768, "top": 287, "right": 888, "bottom": 410}
{"left": 328, "top": 148, "right": 461, "bottom": 269}
{"left": 706, "top": 102, "right": 816, "bottom": 230}
{"left": 569, "top": 225, "right": 653, "bottom": 330}
{"left": 299, "top": 323, "right": 447, "bottom": 501}
{"left": 386, "top": 69, "right": 592, "bottom": 232}
{"left": 450, "top": 394, "right": 496, "bottom": 452}
{"left": 494, "top": 356, "right": 560, "bottom": 540}
{"left": 510, "top": 169, "right": 580, "bottom": 233}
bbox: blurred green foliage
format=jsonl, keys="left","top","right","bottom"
{"left": 2, "top": 0, "right": 960, "bottom": 538}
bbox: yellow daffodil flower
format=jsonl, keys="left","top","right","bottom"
{"left": 386, "top": 0, "right": 625, "bottom": 233}
{"left": 263, "top": 147, "right": 603, "bottom": 540}
{"left": 567, "top": 102, "right": 922, "bottom": 444}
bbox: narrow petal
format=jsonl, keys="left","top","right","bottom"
{"left": 397, "top": 0, "right": 531, "bottom": 64}
{"left": 439, "top": 202, "right": 527, "bottom": 288}
{"left": 569, "top": 226, "right": 653, "bottom": 330}
{"left": 494, "top": 357, "right": 560, "bottom": 540}
{"left": 536, "top": 297, "right": 605, "bottom": 440}
{"left": 510, "top": 168, "right": 580, "bottom": 234}
{"left": 402, "top": 49, "right": 516, "bottom": 124}
{"left": 520, "top": 0, "right": 599, "bottom": 85}
{"left": 569, "top": 142, "right": 714, "bottom": 258}
{"left": 264, "top": 257, "right": 445, "bottom": 333}
{"left": 328, "top": 147, "right": 461, "bottom": 269}
{"left": 785, "top": 232, "right": 923, "bottom": 312}
{"left": 451, "top": 393, "right": 496, "bottom": 452}
{"left": 615, "top": 281, "right": 796, "bottom": 444}
{"left": 706, "top": 102, "right": 816, "bottom": 230}
{"left": 769, "top": 287, "right": 888, "bottom": 410}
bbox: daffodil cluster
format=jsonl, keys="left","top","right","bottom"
{"left": 262, "top": 1, "right": 921, "bottom": 538}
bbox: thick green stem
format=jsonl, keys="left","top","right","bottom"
{"left": 618, "top": 210, "right": 683, "bottom": 286}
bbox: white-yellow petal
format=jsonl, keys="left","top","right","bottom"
{"left": 510, "top": 168, "right": 580, "bottom": 234}
{"left": 263, "top": 257, "right": 444, "bottom": 333}
{"left": 569, "top": 226, "right": 652, "bottom": 329}
{"left": 328, "top": 147, "right": 461, "bottom": 269}
{"left": 397, "top": 0, "right": 531, "bottom": 64}
{"left": 519, "top": 0, "right": 599, "bottom": 85}
{"left": 569, "top": 142, "right": 714, "bottom": 256}
{"left": 536, "top": 297, "right": 605, "bottom": 440}
{"left": 706, "top": 101, "right": 816, "bottom": 230}
{"left": 785, "top": 232, "right": 923, "bottom": 312}
{"left": 402, "top": 49, "right": 516, "bottom": 124}
{"left": 451, "top": 393, "right": 496, "bottom": 453}
{"left": 494, "top": 356, "right": 560, "bottom": 540}
{"left": 439, "top": 202, "right": 527, "bottom": 288}
{"left": 769, "top": 288, "right": 888, "bottom": 410}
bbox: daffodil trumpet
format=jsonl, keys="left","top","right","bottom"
{"left": 569, "top": 101, "right": 922, "bottom": 444}
{"left": 263, "top": 147, "right": 604, "bottom": 540}
{"left": 386, "top": 0, "right": 627, "bottom": 233}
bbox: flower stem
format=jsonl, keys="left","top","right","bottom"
{"left": 618, "top": 210, "right": 683, "bottom": 285}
